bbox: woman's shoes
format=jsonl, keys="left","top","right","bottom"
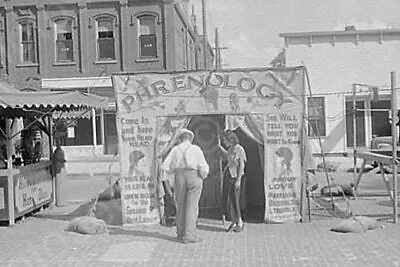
{"left": 226, "top": 223, "right": 236, "bottom": 232}
{"left": 233, "top": 224, "right": 244, "bottom": 232}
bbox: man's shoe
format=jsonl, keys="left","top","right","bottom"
{"left": 177, "top": 235, "right": 183, "bottom": 241}
{"left": 233, "top": 224, "right": 244, "bottom": 232}
{"left": 181, "top": 237, "right": 202, "bottom": 244}
{"left": 225, "top": 223, "right": 236, "bottom": 232}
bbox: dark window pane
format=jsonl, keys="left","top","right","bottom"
{"left": 20, "top": 22, "right": 36, "bottom": 63}
{"left": 56, "top": 40, "right": 73, "bottom": 61}
{"left": 98, "top": 39, "right": 115, "bottom": 60}
{"left": 98, "top": 31, "right": 113, "bottom": 38}
{"left": 139, "top": 34, "right": 157, "bottom": 58}
{"left": 97, "top": 18, "right": 115, "bottom": 60}
{"left": 21, "top": 24, "right": 28, "bottom": 41}
{"left": 307, "top": 97, "right": 326, "bottom": 137}
{"left": 22, "top": 43, "right": 36, "bottom": 62}
{"left": 57, "top": 32, "right": 72, "bottom": 41}
{"left": 55, "top": 19, "right": 73, "bottom": 61}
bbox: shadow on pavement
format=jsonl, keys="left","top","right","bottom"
{"left": 108, "top": 227, "right": 180, "bottom": 243}
{"left": 197, "top": 223, "right": 225, "bottom": 232}
{"left": 35, "top": 199, "right": 123, "bottom": 226}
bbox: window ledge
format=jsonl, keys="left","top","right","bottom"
{"left": 53, "top": 61, "right": 76, "bottom": 66}
{"left": 16, "top": 63, "right": 39, "bottom": 68}
{"left": 94, "top": 60, "right": 118, "bottom": 65}
{"left": 135, "top": 58, "right": 159, "bottom": 63}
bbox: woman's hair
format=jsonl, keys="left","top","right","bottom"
{"left": 225, "top": 130, "right": 239, "bottom": 145}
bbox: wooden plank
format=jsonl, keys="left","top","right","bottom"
{"left": 370, "top": 149, "right": 400, "bottom": 158}
{"left": 354, "top": 159, "right": 366, "bottom": 192}
{"left": 379, "top": 163, "right": 394, "bottom": 202}
{"left": 355, "top": 151, "right": 399, "bottom": 166}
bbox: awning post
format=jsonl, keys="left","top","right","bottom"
{"left": 5, "top": 119, "right": 14, "bottom": 225}
{"left": 91, "top": 108, "right": 97, "bottom": 156}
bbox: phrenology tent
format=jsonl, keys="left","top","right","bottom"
{"left": 112, "top": 67, "right": 313, "bottom": 226}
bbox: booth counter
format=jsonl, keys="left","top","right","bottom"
{"left": 0, "top": 160, "right": 53, "bottom": 223}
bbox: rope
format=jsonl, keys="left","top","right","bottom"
{"left": 304, "top": 67, "right": 354, "bottom": 216}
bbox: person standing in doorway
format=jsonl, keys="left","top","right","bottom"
{"left": 219, "top": 130, "right": 247, "bottom": 233}
{"left": 162, "top": 128, "right": 209, "bottom": 244}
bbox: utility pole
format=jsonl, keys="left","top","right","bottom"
{"left": 202, "top": 0, "right": 208, "bottom": 69}
{"left": 214, "top": 27, "right": 228, "bottom": 70}
{"left": 215, "top": 28, "right": 219, "bottom": 69}
{"left": 391, "top": 71, "right": 398, "bottom": 223}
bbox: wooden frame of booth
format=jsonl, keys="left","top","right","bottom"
{"left": 352, "top": 71, "right": 398, "bottom": 223}
{"left": 0, "top": 91, "right": 107, "bottom": 226}
{"left": 0, "top": 115, "right": 55, "bottom": 225}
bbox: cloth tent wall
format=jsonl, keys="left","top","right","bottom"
{"left": 113, "top": 67, "right": 312, "bottom": 226}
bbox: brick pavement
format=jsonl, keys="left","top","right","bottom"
{"left": 1, "top": 200, "right": 400, "bottom": 267}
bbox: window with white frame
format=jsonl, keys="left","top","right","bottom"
{"left": 19, "top": 20, "right": 37, "bottom": 63}
{"left": 55, "top": 18, "right": 74, "bottom": 62}
{"left": 307, "top": 96, "right": 326, "bottom": 137}
{"left": 96, "top": 17, "right": 115, "bottom": 60}
{"left": 138, "top": 15, "right": 157, "bottom": 58}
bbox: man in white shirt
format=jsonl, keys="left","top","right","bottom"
{"left": 162, "top": 128, "right": 209, "bottom": 244}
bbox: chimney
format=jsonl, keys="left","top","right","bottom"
{"left": 345, "top": 25, "right": 356, "bottom": 31}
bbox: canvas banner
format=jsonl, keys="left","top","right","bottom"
{"left": 113, "top": 67, "right": 306, "bottom": 226}
{"left": 264, "top": 112, "right": 303, "bottom": 223}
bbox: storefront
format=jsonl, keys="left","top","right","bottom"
{"left": 0, "top": 90, "right": 107, "bottom": 225}
{"left": 42, "top": 77, "right": 117, "bottom": 157}
{"left": 113, "top": 67, "right": 313, "bottom": 226}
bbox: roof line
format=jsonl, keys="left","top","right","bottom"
{"left": 279, "top": 28, "right": 400, "bottom": 38}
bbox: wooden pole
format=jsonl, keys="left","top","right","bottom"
{"left": 91, "top": 108, "right": 97, "bottom": 156}
{"left": 352, "top": 84, "right": 357, "bottom": 193}
{"left": 5, "top": 119, "right": 14, "bottom": 225}
{"left": 100, "top": 109, "right": 105, "bottom": 153}
{"left": 391, "top": 71, "right": 398, "bottom": 223}
{"left": 214, "top": 28, "right": 219, "bottom": 69}
{"left": 47, "top": 115, "right": 56, "bottom": 206}
{"left": 202, "top": 0, "right": 208, "bottom": 69}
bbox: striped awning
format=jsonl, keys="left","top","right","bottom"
{"left": 0, "top": 90, "right": 108, "bottom": 118}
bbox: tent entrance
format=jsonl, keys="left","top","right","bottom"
{"left": 187, "top": 115, "right": 224, "bottom": 219}
{"left": 187, "top": 114, "right": 265, "bottom": 221}
{"left": 233, "top": 128, "right": 265, "bottom": 222}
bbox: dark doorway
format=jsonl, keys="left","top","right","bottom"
{"left": 233, "top": 128, "right": 265, "bottom": 222}
{"left": 187, "top": 115, "right": 225, "bottom": 219}
{"left": 186, "top": 115, "right": 265, "bottom": 222}
{"left": 371, "top": 100, "right": 391, "bottom": 137}
{"left": 346, "top": 100, "right": 366, "bottom": 147}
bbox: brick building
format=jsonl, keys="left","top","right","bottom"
{"left": 279, "top": 27, "right": 400, "bottom": 154}
{"left": 0, "top": 0, "right": 214, "bottom": 157}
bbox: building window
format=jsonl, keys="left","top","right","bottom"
{"left": 55, "top": 19, "right": 73, "bottom": 62}
{"left": 138, "top": 15, "right": 157, "bottom": 58}
{"left": 308, "top": 97, "right": 326, "bottom": 137}
{"left": 19, "top": 21, "right": 37, "bottom": 63}
{"left": 96, "top": 17, "right": 115, "bottom": 60}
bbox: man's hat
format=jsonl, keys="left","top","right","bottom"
{"left": 176, "top": 128, "right": 194, "bottom": 142}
